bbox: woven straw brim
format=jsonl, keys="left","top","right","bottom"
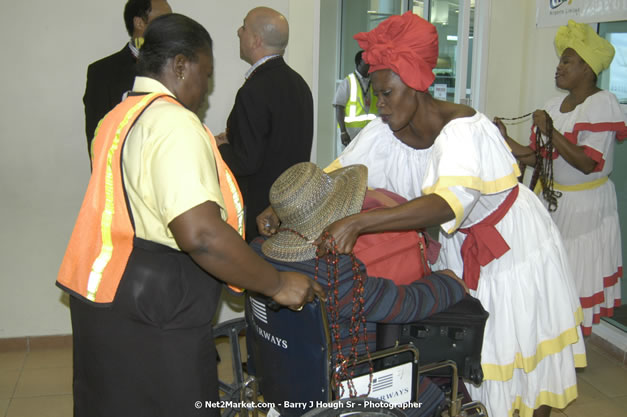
{"left": 262, "top": 165, "right": 367, "bottom": 262}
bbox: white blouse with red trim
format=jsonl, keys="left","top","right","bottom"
{"left": 532, "top": 90, "right": 627, "bottom": 186}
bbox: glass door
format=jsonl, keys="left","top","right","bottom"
{"left": 337, "top": 0, "right": 406, "bottom": 80}
{"left": 335, "top": 0, "right": 407, "bottom": 156}
{"left": 338, "top": 0, "right": 478, "bottom": 105}
{"left": 598, "top": 21, "right": 627, "bottom": 332}
{"left": 422, "top": 0, "right": 475, "bottom": 104}
{"left": 328, "top": 0, "right": 486, "bottom": 159}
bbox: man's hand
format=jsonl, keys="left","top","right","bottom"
{"left": 256, "top": 206, "right": 280, "bottom": 236}
{"left": 340, "top": 131, "right": 351, "bottom": 146}
{"left": 215, "top": 131, "right": 229, "bottom": 146}
{"left": 270, "top": 271, "right": 326, "bottom": 311}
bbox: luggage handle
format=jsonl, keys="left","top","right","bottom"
{"left": 405, "top": 325, "right": 467, "bottom": 341}
{"left": 444, "top": 326, "right": 467, "bottom": 341}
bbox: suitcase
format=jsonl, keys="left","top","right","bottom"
{"left": 376, "top": 295, "right": 488, "bottom": 384}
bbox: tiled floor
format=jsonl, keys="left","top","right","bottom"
{"left": 1, "top": 337, "right": 626, "bottom": 417}
{"left": 0, "top": 346, "right": 72, "bottom": 417}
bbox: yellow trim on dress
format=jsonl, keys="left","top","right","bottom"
{"left": 422, "top": 165, "right": 520, "bottom": 233}
{"left": 482, "top": 308, "right": 587, "bottom": 381}
{"left": 433, "top": 189, "right": 465, "bottom": 233}
{"left": 510, "top": 384, "right": 578, "bottom": 417}
{"left": 422, "top": 165, "right": 520, "bottom": 196}
{"left": 574, "top": 305, "right": 584, "bottom": 323}
{"left": 324, "top": 158, "right": 343, "bottom": 173}
{"left": 512, "top": 162, "right": 522, "bottom": 179}
{"left": 534, "top": 176, "right": 608, "bottom": 194}
{"left": 573, "top": 353, "right": 587, "bottom": 368}
{"left": 554, "top": 176, "right": 608, "bottom": 191}
{"left": 533, "top": 181, "right": 542, "bottom": 195}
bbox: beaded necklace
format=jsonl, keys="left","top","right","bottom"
{"left": 496, "top": 112, "right": 562, "bottom": 211}
{"left": 278, "top": 228, "right": 374, "bottom": 398}
{"left": 496, "top": 112, "right": 533, "bottom": 123}
{"left": 530, "top": 116, "right": 562, "bottom": 211}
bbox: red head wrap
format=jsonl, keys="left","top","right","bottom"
{"left": 354, "top": 11, "right": 438, "bottom": 92}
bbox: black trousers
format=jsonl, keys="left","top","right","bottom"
{"left": 70, "top": 238, "right": 222, "bottom": 417}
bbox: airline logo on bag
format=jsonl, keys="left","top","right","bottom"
{"left": 339, "top": 362, "right": 413, "bottom": 404}
{"left": 249, "top": 297, "right": 289, "bottom": 349}
{"left": 250, "top": 297, "right": 268, "bottom": 324}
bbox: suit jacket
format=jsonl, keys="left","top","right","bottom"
{"left": 83, "top": 44, "right": 137, "bottom": 155}
{"left": 219, "top": 57, "right": 314, "bottom": 241}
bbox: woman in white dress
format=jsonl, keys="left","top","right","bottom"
{"left": 497, "top": 20, "right": 626, "bottom": 337}
{"left": 291, "top": 12, "right": 586, "bottom": 417}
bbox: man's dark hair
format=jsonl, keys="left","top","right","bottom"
{"left": 354, "top": 50, "right": 364, "bottom": 67}
{"left": 124, "top": 0, "right": 152, "bottom": 37}
{"left": 137, "top": 13, "right": 213, "bottom": 77}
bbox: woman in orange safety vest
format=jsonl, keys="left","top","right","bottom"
{"left": 57, "top": 13, "right": 323, "bottom": 417}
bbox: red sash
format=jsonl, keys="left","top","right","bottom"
{"left": 459, "top": 185, "right": 519, "bottom": 290}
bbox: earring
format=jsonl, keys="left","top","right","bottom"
{"left": 178, "top": 74, "right": 185, "bottom": 80}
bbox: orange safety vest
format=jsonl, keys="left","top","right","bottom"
{"left": 57, "top": 93, "right": 245, "bottom": 304}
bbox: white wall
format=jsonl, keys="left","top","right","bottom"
{"left": 484, "top": 0, "right": 562, "bottom": 143}
{"left": 0, "top": 0, "right": 316, "bottom": 338}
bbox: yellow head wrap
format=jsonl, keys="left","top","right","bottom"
{"left": 554, "top": 20, "right": 615, "bottom": 75}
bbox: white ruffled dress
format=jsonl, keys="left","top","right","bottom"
{"left": 335, "top": 115, "right": 586, "bottom": 417}
{"left": 536, "top": 90, "right": 625, "bottom": 335}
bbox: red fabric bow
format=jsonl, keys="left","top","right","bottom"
{"left": 459, "top": 186, "right": 519, "bottom": 290}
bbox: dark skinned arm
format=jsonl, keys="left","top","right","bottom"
{"left": 169, "top": 200, "right": 325, "bottom": 308}
{"left": 493, "top": 117, "right": 537, "bottom": 167}
{"left": 256, "top": 205, "right": 280, "bottom": 237}
{"left": 335, "top": 105, "right": 350, "bottom": 146}
{"left": 533, "top": 110, "right": 597, "bottom": 174}
{"left": 316, "top": 193, "right": 455, "bottom": 255}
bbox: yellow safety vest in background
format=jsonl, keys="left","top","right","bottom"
{"left": 344, "top": 72, "right": 378, "bottom": 129}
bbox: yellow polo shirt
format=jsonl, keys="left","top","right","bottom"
{"left": 122, "top": 77, "right": 226, "bottom": 250}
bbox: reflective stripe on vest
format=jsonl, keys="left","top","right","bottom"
{"left": 204, "top": 127, "right": 245, "bottom": 293}
{"left": 203, "top": 126, "right": 245, "bottom": 238}
{"left": 86, "top": 94, "right": 161, "bottom": 299}
{"left": 57, "top": 93, "right": 245, "bottom": 303}
{"left": 344, "top": 72, "right": 377, "bottom": 128}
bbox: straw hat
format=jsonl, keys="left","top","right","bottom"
{"left": 261, "top": 162, "right": 368, "bottom": 262}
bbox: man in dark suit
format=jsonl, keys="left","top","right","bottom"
{"left": 82, "top": 0, "right": 171, "bottom": 157}
{"left": 217, "top": 6, "right": 314, "bottom": 242}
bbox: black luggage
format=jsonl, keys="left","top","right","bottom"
{"left": 376, "top": 295, "right": 488, "bottom": 384}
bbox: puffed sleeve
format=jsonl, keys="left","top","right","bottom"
{"left": 421, "top": 115, "right": 520, "bottom": 233}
